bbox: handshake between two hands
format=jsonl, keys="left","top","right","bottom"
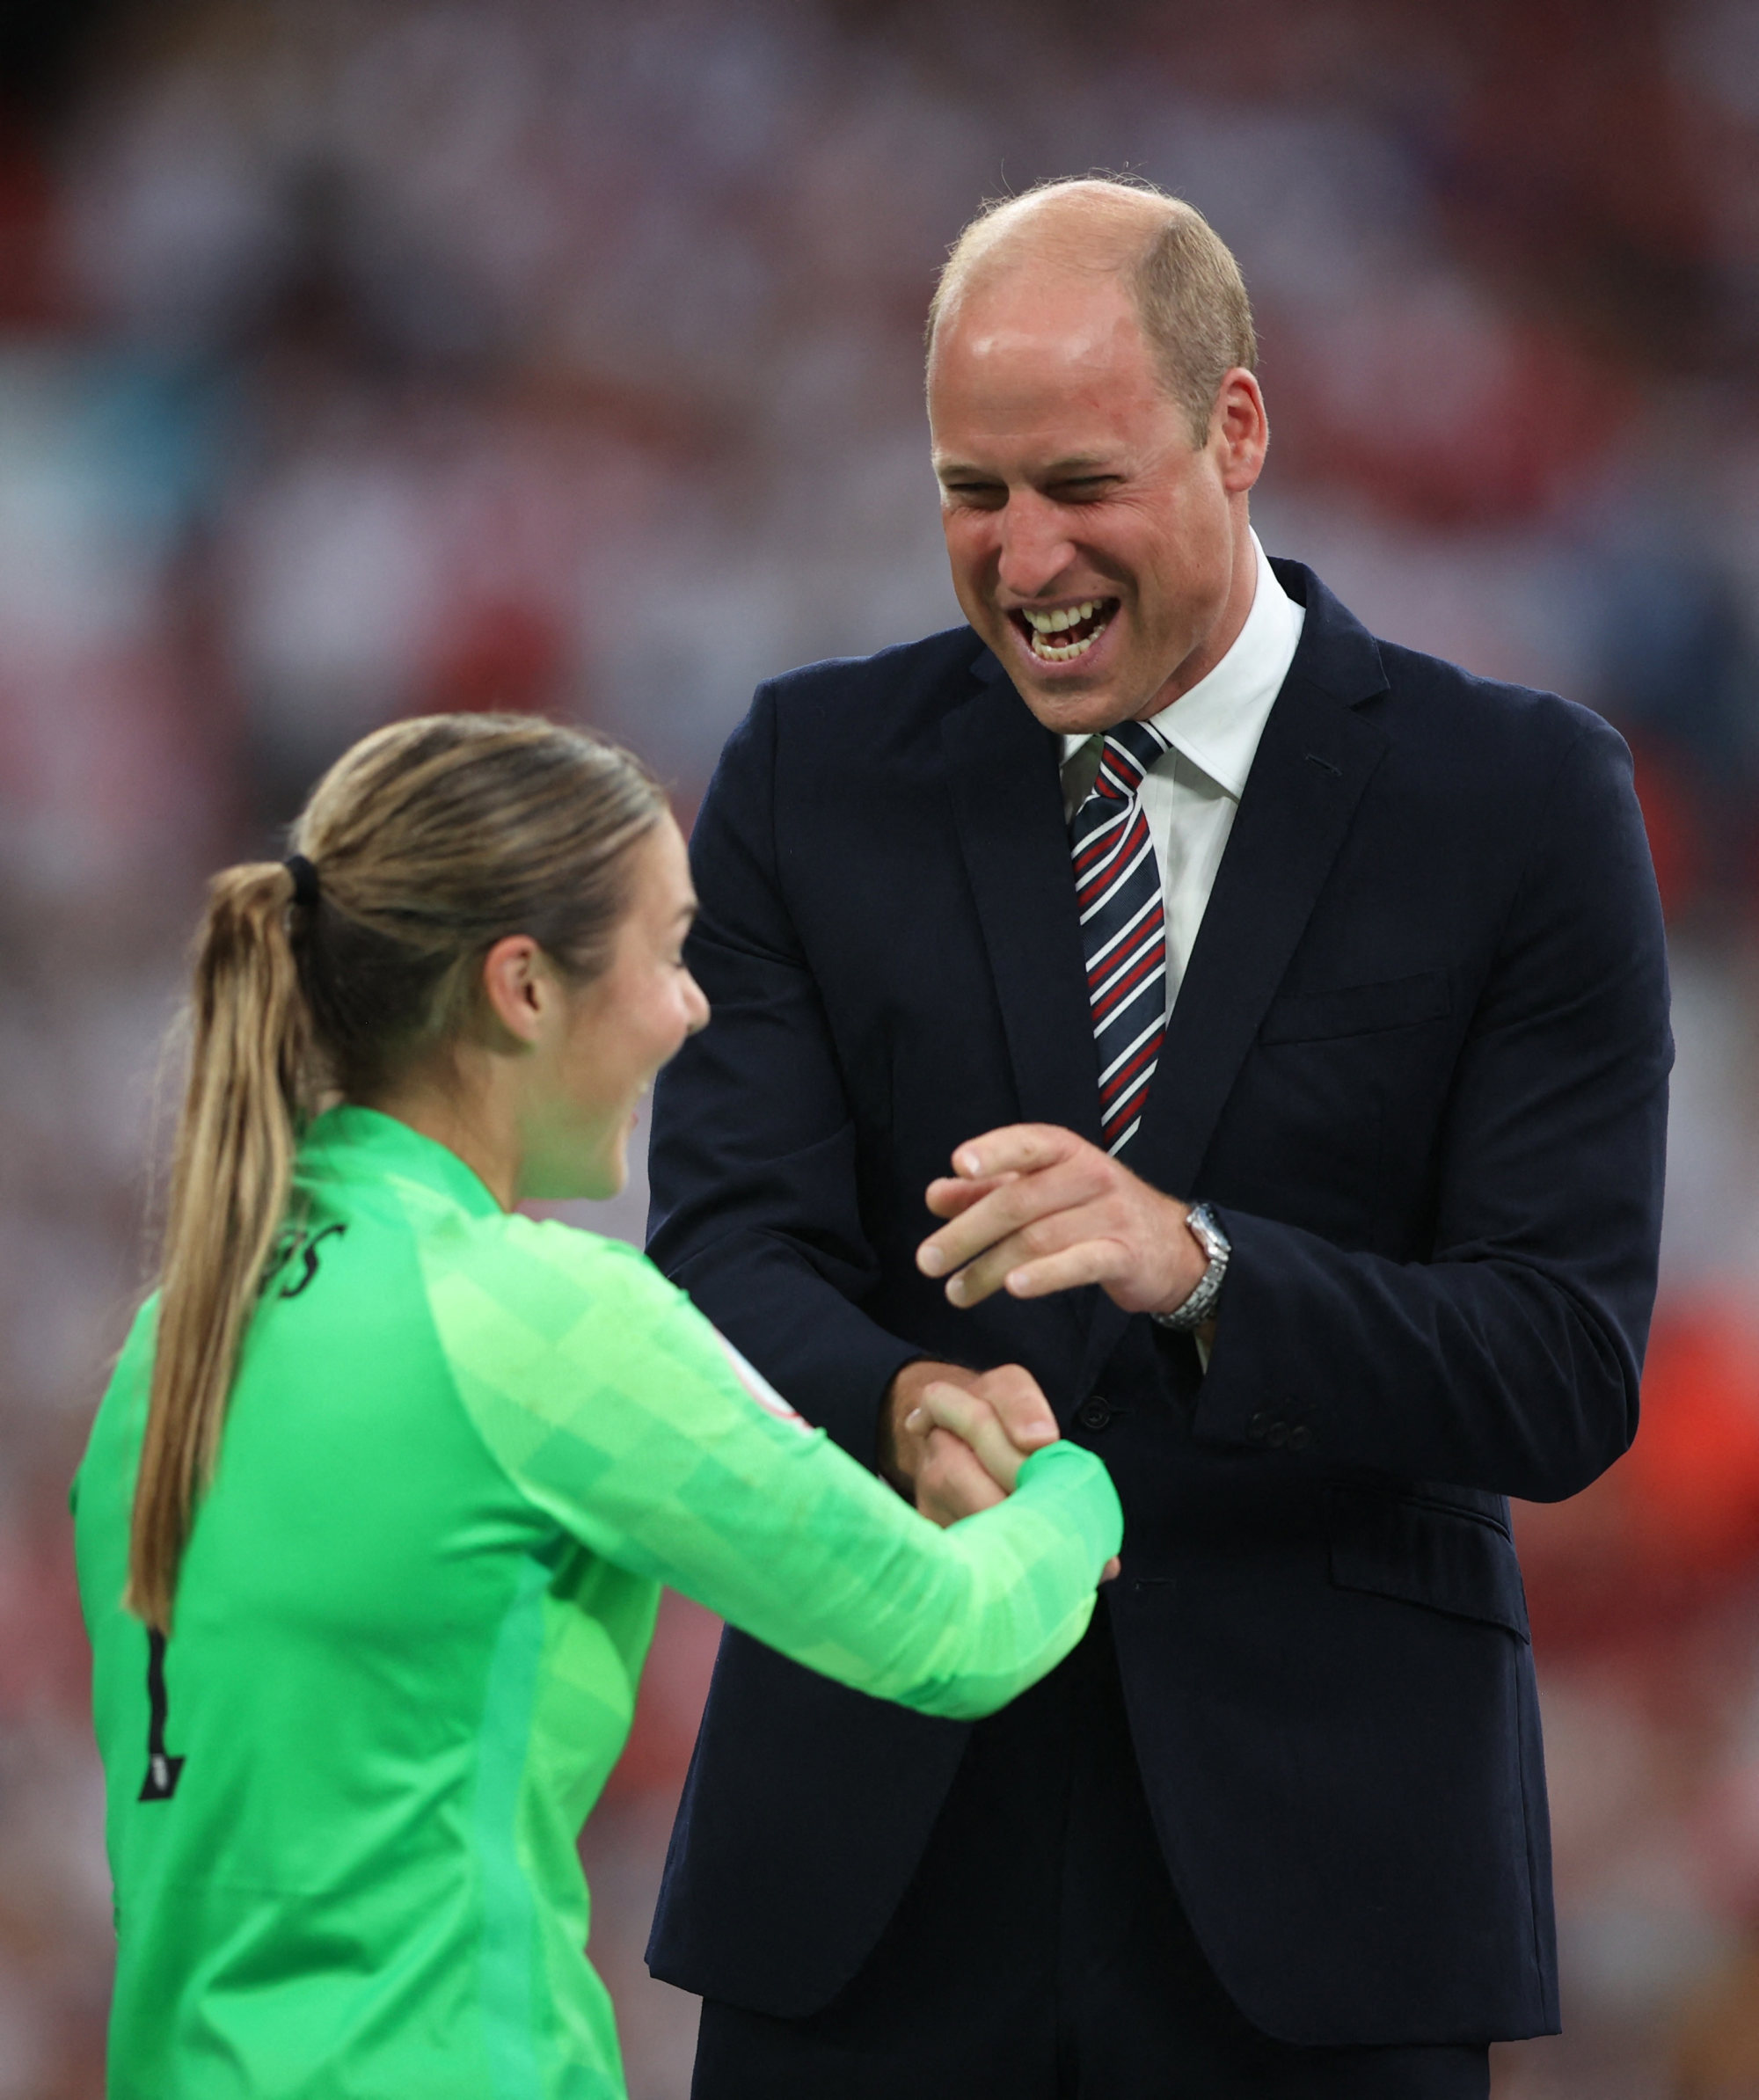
{"left": 879, "top": 1122, "right": 1211, "bottom": 1579}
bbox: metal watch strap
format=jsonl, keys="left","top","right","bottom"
{"left": 1151, "top": 1201, "right": 1230, "bottom": 1331}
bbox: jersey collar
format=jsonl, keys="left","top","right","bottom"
{"left": 296, "top": 1105, "right": 506, "bottom": 1220}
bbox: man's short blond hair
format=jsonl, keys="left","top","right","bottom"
{"left": 926, "top": 177, "right": 1258, "bottom": 446}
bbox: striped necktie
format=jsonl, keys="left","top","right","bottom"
{"left": 1071, "top": 718, "right": 1171, "bottom": 1156}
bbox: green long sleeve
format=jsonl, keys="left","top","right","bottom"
{"left": 427, "top": 1206, "right": 1120, "bottom": 1723}
{"left": 74, "top": 1106, "right": 1120, "bottom": 2100}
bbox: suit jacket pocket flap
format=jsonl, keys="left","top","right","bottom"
{"left": 1261, "top": 968, "right": 1451, "bottom": 1045}
{"left": 1327, "top": 1485, "right": 1529, "bottom": 1639}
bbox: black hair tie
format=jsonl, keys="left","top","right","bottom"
{"left": 284, "top": 854, "right": 321, "bottom": 912}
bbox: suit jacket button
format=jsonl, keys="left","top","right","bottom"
{"left": 1287, "top": 1425, "right": 1312, "bottom": 1451}
{"left": 1077, "top": 1395, "right": 1113, "bottom": 1432}
{"left": 1266, "top": 1420, "right": 1289, "bottom": 1448}
{"left": 1247, "top": 1411, "right": 1270, "bottom": 1442}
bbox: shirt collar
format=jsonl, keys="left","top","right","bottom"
{"left": 296, "top": 1103, "right": 506, "bottom": 1220}
{"left": 1062, "top": 530, "right": 1305, "bottom": 800}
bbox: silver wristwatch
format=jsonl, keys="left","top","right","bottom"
{"left": 1151, "top": 1202, "right": 1230, "bottom": 1331}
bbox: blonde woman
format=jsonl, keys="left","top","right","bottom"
{"left": 72, "top": 714, "right": 1121, "bottom": 2100}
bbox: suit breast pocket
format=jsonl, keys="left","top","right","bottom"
{"left": 1203, "top": 968, "right": 1455, "bottom": 1241}
{"left": 1260, "top": 968, "right": 1452, "bottom": 1046}
{"left": 1201, "top": 967, "right": 1458, "bottom": 1246}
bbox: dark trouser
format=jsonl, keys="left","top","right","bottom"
{"left": 691, "top": 1621, "right": 1490, "bottom": 2100}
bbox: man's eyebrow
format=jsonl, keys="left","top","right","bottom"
{"left": 933, "top": 455, "right": 1120, "bottom": 480}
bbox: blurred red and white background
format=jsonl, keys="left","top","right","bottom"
{"left": 5, "top": 3, "right": 1759, "bottom": 2093}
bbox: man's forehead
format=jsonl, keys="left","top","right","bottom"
{"left": 931, "top": 268, "right": 1156, "bottom": 415}
{"left": 945, "top": 310, "right": 1128, "bottom": 377}
{"left": 929, "top": 298, "right": 1164, "bottom": 452}
{"left": 939, "top": 259, "right": 1137, "bottom": 353}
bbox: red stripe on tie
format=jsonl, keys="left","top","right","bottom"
{"left": 1103, "top": 1088, "right": 1155, "bottom": 1148}
{"left": 1077, "top": 808, "right": 1142, "bottom": 876}
{"left": 1087, "top": 915, "right": 1160, "bottom": 989}
{"left": 1095, "top": 753, "right": 1142, "bottom": 800}
{"left": 1102, "top": 1063, "right": 1160, "bottom": 1143}
{"left": 1091, "top": 936, "right": 1165, "bottom": 1025}
{"left": 1069, "top": 718, "right": 1168, "bottom": 1156}
{"left": 1074, "top": 822, "right": 1131, "bottom": 879}
{"left": 1088, "top": 907, "right": 1163, "bottom": 984}
{"left": 1100, "top": 1031, "right": 1163, "bottom": 1113}
{"left": 1077, "top": 828, "right": 1152, "bottom": 908}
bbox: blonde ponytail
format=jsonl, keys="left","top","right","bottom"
{"left": 124, "top": 713, "right": 663, "bottom": 1629}
{"left": 126, "top": 863, "right": 314, "bottom": 1631}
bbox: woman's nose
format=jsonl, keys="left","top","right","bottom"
{"left": 683, "top": 971, "right": 711, "bottom": 1035}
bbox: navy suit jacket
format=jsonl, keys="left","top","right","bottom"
{"left": 644, "top": 562, "right": 1670, "bottom": 2046}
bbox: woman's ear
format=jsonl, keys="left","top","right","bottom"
{"left": 478, "top": 935, "right": 552, "bottom": 1046}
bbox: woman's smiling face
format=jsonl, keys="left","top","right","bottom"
{"left": 517, "top": 814, "right": 709, "bottom": 1203}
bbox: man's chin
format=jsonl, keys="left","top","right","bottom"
{"left": 1006, "top": 666, "right": 1139, "bottom": 739}
{"left": 990, "top": 623, "right": 1145, "bottom": 735}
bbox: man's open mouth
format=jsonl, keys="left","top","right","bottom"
{"left": 1011, "top": 599, "right": 1119, "bottom": 663}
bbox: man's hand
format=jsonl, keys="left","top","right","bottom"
{"left": 915, "top": 1124, "right": 1207, "bottom": 1316}
{"left": 880, "top": 1359, "right": 1121, "bottom": 1582}
{"left": 880, "top": 1359, "right": 1058, "bottom": 1527}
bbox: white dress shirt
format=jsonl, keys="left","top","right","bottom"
{"left": 1061, "top": 531, "right": 1304, "bottom": 1014}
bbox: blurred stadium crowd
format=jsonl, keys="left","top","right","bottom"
{"left": 4, "top": 1, "right": 1759, "bottom": 2093}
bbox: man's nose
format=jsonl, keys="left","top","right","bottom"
{"left": 995, "top": 492, "right": 1076, "bottom": 602}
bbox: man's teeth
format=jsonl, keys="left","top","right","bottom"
{"left": 1024, "top": 601, "right": 1099, "bottom": 634}
{"left": 1023, "top": 600, "right": 1112, "bottom": 661}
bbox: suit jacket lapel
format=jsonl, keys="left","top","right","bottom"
{"left": 1077, "top": 568, "right": 1391, "bottom": 1389}
{"left": 1130, "top": 667, "right": 1389, "bottom": 1200}
{"left": 941, "top": 649, "right": 1104, "bottom": 1149}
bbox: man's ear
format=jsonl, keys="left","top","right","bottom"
{"left": 478, "top": 935, "right": 551, "bottom": 1046}
{"left": 1214, "top": 368, "right": 1268, "bottom": 493}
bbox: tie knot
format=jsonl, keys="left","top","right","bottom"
{"left": 1091, "top": 718, "right": 1169, "bottom": 803}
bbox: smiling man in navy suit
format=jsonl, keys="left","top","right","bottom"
{"left": 644, "top": 178, "right": 1671, "bottom": 2099}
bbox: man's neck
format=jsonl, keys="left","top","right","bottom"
{"left": 1131, "top": 504, "right": 1259, "bottom": 720}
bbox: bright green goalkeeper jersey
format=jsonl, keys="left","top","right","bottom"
{"left": 73, "top": 1105, "right": 1121, "bottom": 2100}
